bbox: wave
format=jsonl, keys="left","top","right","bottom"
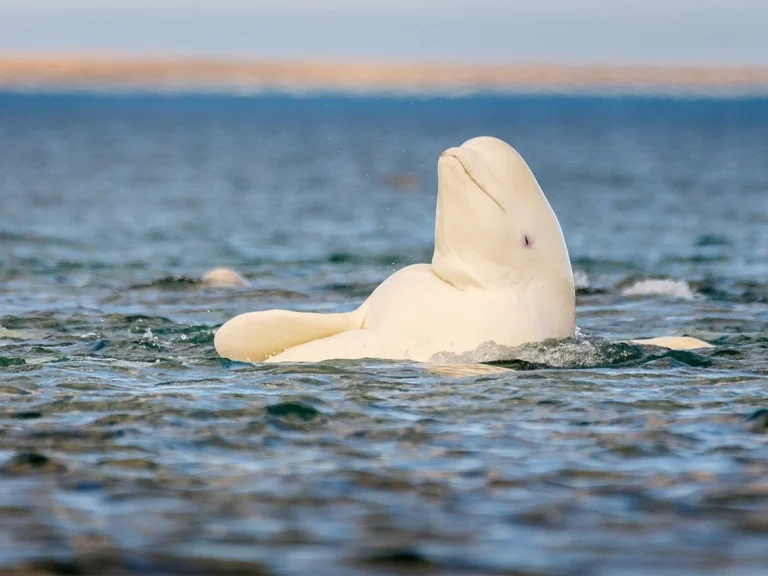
{"left": 694, "top": 279, "right": 768, "bottom": 304}
{"left": 430, "top": 333, "right": 713, "bottom": 369}
{"left": 573, "top": 269, "right": 590, "bottom": 289}
{"left": 619, "top": 277, "right": 696, "bottom": 300}
{"left": 129, "top": 276, "right": 201, "bottom": 290}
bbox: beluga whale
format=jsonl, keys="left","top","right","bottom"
{"left": 214, "top": 136, "right": 710, "bottom": 364}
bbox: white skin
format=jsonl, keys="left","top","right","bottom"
{"left": 213, "top": 136, "right": 711, "bottom": 363}
{"left": 202, "top": 267, "right": 249, "bottom": 288}
{"left": 214, "top": 136, "right": 577, "bottom": 363}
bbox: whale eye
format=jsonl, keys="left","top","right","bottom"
{"left": 523, "top": 234, "right": 533, "bottom": 248}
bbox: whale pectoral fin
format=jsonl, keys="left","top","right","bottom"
{"left": 214, "top": 309, "right": 363, "bottom": 363}
{"left": 425, "top": 363, "right": 513, "bottom": 378}
{"left": 631, "top": 336, "right": 713, "bottom": 350}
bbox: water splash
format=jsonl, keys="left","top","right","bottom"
{"left": 430, "top": 333, "right": 649, "bottom": 368}
{"left": 620, "top": 277, "right": 696, "bottom": 300}
{"left": 573, "top": 269, "right": 590, "bottom": 289}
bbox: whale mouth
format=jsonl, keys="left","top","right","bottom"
{"left": 440, "top": 151, "right": 507, "bottom": 214}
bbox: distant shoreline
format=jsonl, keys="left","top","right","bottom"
{"left": 2, "top": 55, "right": 768, "bottom": 96}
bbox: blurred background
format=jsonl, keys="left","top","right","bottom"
{"left": 2, "top": 0, "right": 768, "bottom": 63}
{"left": 1, "top": 2, "right": 768, "bottom": 576}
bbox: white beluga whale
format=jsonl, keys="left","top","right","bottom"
{"left": 214, "top": 136, "right": 710, "bottom": 364}
{"left": 201, "top": 267, "right": 250, "bottom": 288}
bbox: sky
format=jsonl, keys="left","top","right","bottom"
{"left": 1, "top": 0, "right": 767, "bottom": 65}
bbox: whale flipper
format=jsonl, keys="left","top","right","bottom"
{"left": 631, "top": 336, "right": 713, "bottom": 350}
{"left": 214, "top": 309, "right": 364, "bottom": 363}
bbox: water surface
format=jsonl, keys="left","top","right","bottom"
{"left": 1, "top": 93, "right": 767, "bottom": 575}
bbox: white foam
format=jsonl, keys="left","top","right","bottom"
{"left": 573, "top": 269, "right": 590, "bottom": 289}
{"left": 620, "top": 278, "right": 695, "bottom": 300}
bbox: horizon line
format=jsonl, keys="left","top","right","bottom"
{"left": 2, "top": 54, "right": 768, "bottom": 96}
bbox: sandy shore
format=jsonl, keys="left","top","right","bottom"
{"left": 2, "top": 55, "right": 768, "bottom": 95}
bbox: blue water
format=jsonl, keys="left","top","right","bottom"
{"left": 1, "top": 93, "right": 767, "bottom": 575}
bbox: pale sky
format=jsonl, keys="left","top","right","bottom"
{"left": 2, "top": 0, "right": 767, "bottom": 64}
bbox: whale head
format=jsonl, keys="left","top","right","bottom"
{"left": 433, "top": 136, "right": 574, "bottom": 295}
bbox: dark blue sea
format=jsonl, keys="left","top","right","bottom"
{"left": 1, "top": 92, "right": 767, "bottom": 575}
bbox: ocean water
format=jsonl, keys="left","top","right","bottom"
{"left": 1, "top": 92, "right": 768, "bottom": 575}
